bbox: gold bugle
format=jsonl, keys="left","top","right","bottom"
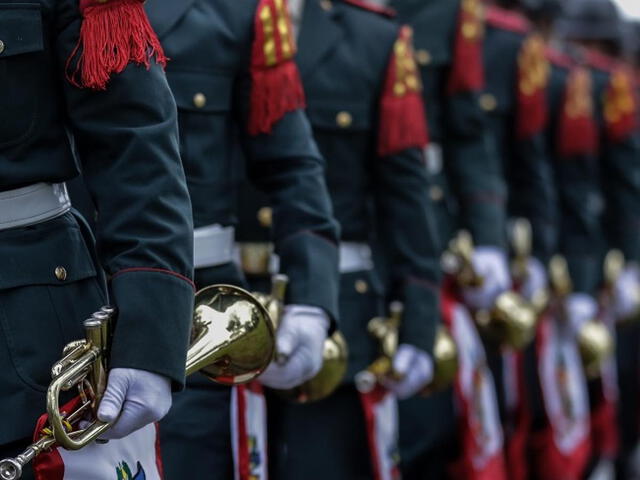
{"left": 422, "top": 326, "right": 459, "bottom": 395}
{"left": 578, "top": 319, "right": 614, "bottom": 379}
{"left": 475, "top": 291, "right": 538, "bottom": 350}
{"left": 278, "top": 331, "right": 349, "bottom": 403}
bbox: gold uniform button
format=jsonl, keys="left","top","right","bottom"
{"left": 320, "top": 0, "right": 333, "bottom": 11}
{"left": 355, "top": 279, "right": 369, "bottom": 294}
{"left": 193, "top": 93, "right": 207, "bottom": 109}
{"left": 415, "top": 49, "right": 431, "bottom": 66}
{"left": 430, "top": 185, "right": 444, "bottom": 202}
{"left": 257, "top": 206, "right": 273, "bottom": 228}
{"left": 55, "top": 266, "right": 68, "bottom": 281}
{"left": 479, "top": 93, "right": 497, "bottom": 112}
{"left": 0, "top": 40, "right": 5, "bottom": 55}
{"left": 336, "top": 111, "right": 353, "bottom": 128}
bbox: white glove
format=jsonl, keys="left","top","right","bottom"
{"left": 463, "top": 247, "right": 511, "bottom": 310}
{"left": 614, "top": 266, "right": 640, "bottom": 320}
{"left": 383, "top": 344, "right": 434, "bottom": 400}
{"left": 521, "top": 257, "right": 548, "bottom": 302}
{"left": 565, "top": 293, "right": 598, "bottom": 333}
{"left": 259, "top": 305, "right": 329, "bottom": 390}
{"left": 97, "top": 368, "right": 172, "bottom": 440}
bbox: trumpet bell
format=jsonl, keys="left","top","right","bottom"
{"left": 477, "top": 291, "right": 537, "bottom": 350}
{"left": 578, "top": 320, "right": 614, "bottom": 379}
{"left": 278, "top": 331, "right": 348, "bottom": 403}
{"left": 424, "top": 327, "right": 459, "bottom": 395}
{"left": 186, "top": 285, "right": 276, "bottom": 385}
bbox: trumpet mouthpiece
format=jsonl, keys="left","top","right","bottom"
{"left": 0, "top": 459, "right": 22, "bottom": 480}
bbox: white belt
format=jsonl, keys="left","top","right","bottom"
{"left": 339, "top": 242, "right": 373, "bottom": 273}
{"left": 194, "top": 224, "right": 235, "bottom": 269}
{"left": 0, "top": 183, "right": 71, "bottom": 231}
{"left": 424, "top": 143, "right": 443, "bottom": 175}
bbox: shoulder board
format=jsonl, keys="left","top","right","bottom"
{"left": 546, "top": 47, "right": 574, "bottom": 70}
{"left": 557, "top": 67, "right": 598, "bottom": 157}
{"left": 340, "top": 0, "right": 396, "bottom": 18}
{"left": 485, "top": 5, "right": 530, "bottom": 34}
{"left": 603, "top": 67, "right": 638, "bottom": 143}
{"left": 448, "top": 0, "right": 485, "bottom": 94}
{"left": 584, "top": 49, "right": 618, "bottom": 73}
{"left": 378, "top": 26, "right": 429, "bottom": 157}
{"left": 249, "top": 0, "right": 306, "bottom": 135}
{"left": 67, "top": 0, "right": 166, "bottom": 90}
{"left": 516, "top": 33, "right": 550, "bottom": 139}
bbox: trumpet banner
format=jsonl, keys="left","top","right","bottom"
{"left": 442, "top": 291, "right": 507, "bottom": 480}
{"left": 231, "top": 382, "right": 268, "bottom": 480}
{"left": 32, "top": 398, "right": 162, "bottom": 480}
{"left": 529, "top": 314, "right": 591, "bottom": 479}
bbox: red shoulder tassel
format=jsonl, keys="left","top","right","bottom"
{"left": 378, "top": 26, "right": 429, "bottom": 157}
{"left": 557, "top": 67, "right": 598, "bottom": 158}
{"left": 249, "top": 0, "right": 306, "bottom": 136}
{"left": 516, "top": 34, "right": 549, "bottom": 140}
{"left": 448, "top": 0, "right": 485, "bottom": 94}
{"left": 603, "top": 68, "right": 638, "bottom": 143}
{"left": 66, "top": 0, "right": 167, "bottom": 91}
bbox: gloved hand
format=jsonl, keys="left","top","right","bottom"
{"left": 614, "top": 266, "right": 640, "bottom": 320}
{"left": 98, "top": 368, "right": 172, "bottom": 440}
{"left": 564, "top": 293, "right": 598, "bottom": 332}
{"left": 383, "top": 344, "right": 434, "bottom": 400}
{"left": 260, "top": 305, "right": 329, "bottom": 390}
{"left": 521, "top": 257, "right": 548, "bottom": 302}
{"left": 463, "top": 247, "right": 511, "bottom": 310}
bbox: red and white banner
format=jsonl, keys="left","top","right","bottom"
{"left": 231, "top": 382, "right": 268, "bottom": 480}
{"left": 360, "top": 385, "right": 401, "bottom": 480}
{"left": 530, "top": 314, "right": 590, "bottom": 479}
{"left": 442, "top": 288, "right": 507, "bottom": 480}
{"left": 33, "top": 398, "right": 162, "bottom": 480}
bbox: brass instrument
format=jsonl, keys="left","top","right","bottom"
{"left": 444, "top": 230, "right": 537, "bottom": 350}
{"left": 355, "top": 302, "right": 403, "bottom": 394}
{"left": 511, "top": 218, "right": 549, "bottom": 313}
{"left": 1, "top": 285, "right": 275, "bottom": 480}
{"left": 550, "top": 254, "right": 614, "bottom": 379}
{"left": 278, "top": 331, "right": 349, "bottom": 403}
{"left": 422, "top": 326, "right": 459, "bottom": 395}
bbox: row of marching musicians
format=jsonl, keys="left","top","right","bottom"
{"left": 2, "top": 0, "right": 640, "bottom": 479}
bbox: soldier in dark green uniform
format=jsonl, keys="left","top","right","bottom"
{"left": 239, "top": 1, "right": 441, "bottom": 477}
{"left": 385, "top": 0, "right": 512, "bottom": 477}
{"left": 559, "top": 1, "right": 640, "bottom": 477}
{"left": 0, "top": 1, "right": 195, "bottom": 479}
{"left": 143, "top": 1, "right": 341, "bottom": 478}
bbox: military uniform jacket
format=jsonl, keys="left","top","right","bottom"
{"left": 390, "top": 0, "right": 507, "bottom": 250}
{"left": 145, "top": 0, "right": 340, "bottom": 319}
{"left": 299, "top": 0, "right": 441, "bottom": 356}
{"left": 584, "top": 50, "right": 640, "bottom": 269}
{"left": 483, "top": 6, "right": 558, "bottom": 262}
{"left": 0, "top": 0, "right": 194, "bottom": 443}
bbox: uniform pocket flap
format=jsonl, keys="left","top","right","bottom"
{"left": 167, "top": 69, "right": 234, "bottom": 113}
{"left": 306, "top": 102, "right": 372, "bottom": 131}
{"left": 0, "top": 215, "right": 97, "bottom": 290}
{"left": 0, "top": 4, "right": 44, "bottom": 57}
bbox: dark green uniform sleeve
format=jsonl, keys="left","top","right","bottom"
{"left": 374, "top": 148, "right": 441, "bottom": 355}
{"left": 56, "top": 1, "right": 194, "bottom": 389}
{"left": 238, "top": 88, "right": 340, "bottom": 320}
{"left": 445, "top": 93, "right": 508, "bottom": 249}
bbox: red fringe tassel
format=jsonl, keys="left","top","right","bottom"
{"left": 67, "top": 0, "right": 167, "bottom": 91}
{"left": 378, "top": 92, "right": 429, "bottom": 157}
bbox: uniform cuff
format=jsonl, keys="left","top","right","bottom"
{"left": 109, "top": 269, "right": 194, "bottom": 390}
{"left": 277, "top": 231, "right": 340, "bottom": 325}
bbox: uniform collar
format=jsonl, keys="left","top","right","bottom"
{"left": 145, "top": 0, "right": 199, "bottom": 39}
{"left": 297, "top": 0, "right": 344, "bottom": 79}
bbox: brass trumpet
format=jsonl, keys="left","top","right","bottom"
{"left": 444, "top": 230, "right": 537, "bottom": 350}
{"left": 422, "top": 326, "right": 459, "bottom": 395}
{"left": 0, "top": 285, "right": 275, "bottom": 479}
{"left": 278, "top": 331, "right": 349, "bottom": 403}
{"left": 355, "top": 302, "right": 403, "bottom": 393}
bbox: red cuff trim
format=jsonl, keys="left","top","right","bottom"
{"left": 111, "top": 267, "right": 195, "bottom": 290}
{"left": 407, "top": 275, "right": 440, "bottom": 292}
